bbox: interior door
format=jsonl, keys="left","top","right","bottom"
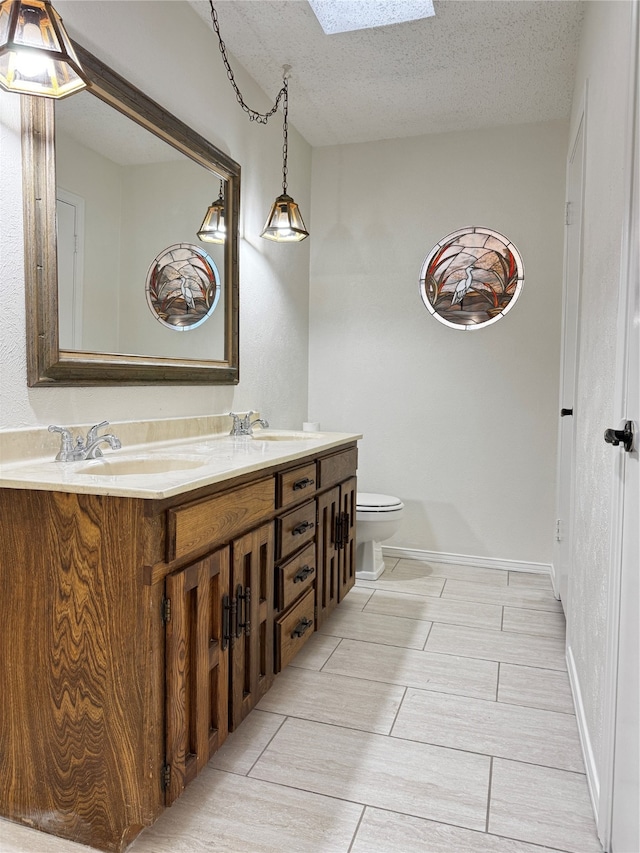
{"left": 56, "top": 188, "right": 84, "bottom": 349}
{"left": 610, "top": 20, "right": 639, "bottom": 844}
{"left": 610, "top": 277, "right": 639, "bottom": 853}
{"left": 554, "top": 105, "right": 585, "bottom": 612}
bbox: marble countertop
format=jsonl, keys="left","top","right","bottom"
{"left": 0, "top": 421, "right": 361, "bottom": 500}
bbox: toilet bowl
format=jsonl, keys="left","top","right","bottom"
{"left": 356, "top": 492, "right": 404, "bottom": 581}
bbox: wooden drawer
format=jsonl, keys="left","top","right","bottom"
{"left": 276, "top": 542, "right": 316, "bottom": 611}
{"left": 168, "top": 478, "right": 275, "bottom": 561}
{"left": 277, "top": 462, "right": 317, "bottom": 508}
{"left": 275, "top": 587, "right": 315, "bottom": 671}
{"left": 319, "top": 447, "right": 358, "bottom": 489}
{"left": 276, "top": 499, "right": 316, "bottom": 560}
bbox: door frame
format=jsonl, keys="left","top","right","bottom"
{"left": 552, "top": 81, "right": 588, "bottom": 610}
{"left": 599, "top": 1, "right": 639, "bottom": 847}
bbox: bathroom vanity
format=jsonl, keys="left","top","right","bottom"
{"left": 0, "top": 421, "right": 359, "bottom": 852}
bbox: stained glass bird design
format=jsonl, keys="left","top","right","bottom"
{"left": 451, "top": 264, "right": 475, "bottom": 306}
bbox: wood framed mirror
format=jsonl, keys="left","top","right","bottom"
{"left": 22, "top": 43, "right": 240, "bottom": 386}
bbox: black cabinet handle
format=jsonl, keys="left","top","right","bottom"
{"left": 604, "top": 421, "right": 634, "bottom": 452}
{"left": 291, "top": 617, "right": 313, "bottom": 639}
{"left": 293, "top": 564, "right": 315, "bottom": 583}
{"left": 292, "top": 520, "right": 314, "bottom": 536}
{"left": 560, "top": 408, "right": 573, "bottom": 417}
{"left": 293, "top": 477, "right": 315, "bottom": 491}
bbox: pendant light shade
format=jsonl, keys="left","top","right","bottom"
{"left": 261, "top": 72, "right": 309, "bottom": 243}
{"left": 197, "top": 183, "right": 226, "bottom": 243}
{"left": 0, "top": 0, "right": 87, "bottom": 98}
{"left": 261, "top": 193, "right": 309, "bottom": 242}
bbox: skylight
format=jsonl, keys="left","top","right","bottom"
{"left": 308, "top": 0, "right": 435, "bottom": 35}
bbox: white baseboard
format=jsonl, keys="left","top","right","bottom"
{"left": 382, "top": 545, "right": 552, "bottom": 576}
{"left": 566, "top": 643, "right": 600, "bottom": 824}
{"left": 549, "top": 561, "right": 561, "bottom": 599}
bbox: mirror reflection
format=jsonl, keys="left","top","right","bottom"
{"left": 55, "top": 91, "right": 226, "bottom": 361}
{"left": 23, "top": 41, "right": 240, "bottom": 386}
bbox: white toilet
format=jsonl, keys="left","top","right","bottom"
{"left": 355, "top": 492, "right": 405, "bottom": 581}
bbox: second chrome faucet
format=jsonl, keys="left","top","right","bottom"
{"left": 229, "top": 411, "right": 269, "bottom": 437}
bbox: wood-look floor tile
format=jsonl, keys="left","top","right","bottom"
{"left": 0, "top": 819, "right": 99, "bottom": 852}
{"left": 364, "top": 588, "right": 503, "bottom": 630}
{"left": 351, "top": 807, "right": 567, "bottom": 853}
{"left": 502, "top": 606, "right": 566, "bottom": 639}
{"left": 392, "top": 689, "right": 584, "bottom": 771}
{"left": 489, "top": 759, "right": 601, "bottom": 853}
{"left": 442, "top": 579, "right": 562, "bottom": 613}
{"left": 508, "top": 571, "right": 555, "bottom": 591}
{"left": 338, "top": 585, "right": 374, "bottom": 610}
{"left": 356, "top": 564, "right": 446, "bottom": 597}
{"left": 323, "top": 638, "right": 498, "bottom": 700}
{"left": 426, "top": 623, "right": 567, "bottom": 670}
{"left": 256, "top": 667, "right": 405, "bottom": 734}
{"left": 288, "top": 632, "right": 341, "bottom": 671}
{"left": 318, "top": 606, "right": 432, "bottom": 649}
{"left": 498, "top": 664, "right": 575, "bottom": 715}
{"left": 394, "top": 559, "right": 509, "bottom": 587}
{"left": 249, "top": 718, "right": 491, "bottom": 831}
{"left": 209, "top": 709, "right": 285, "bottom": 775}
{"left": 129, "top": 767, "right": 364, "bottom": 852}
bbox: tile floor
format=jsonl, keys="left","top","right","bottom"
{"left": 1, "top": 558, "right": 603, "bottom": 853}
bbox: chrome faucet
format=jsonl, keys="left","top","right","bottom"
{"left": 228, "top": 411, "right": 269, "bottom": 436}
{"left": 48, "top": 421, "right": 122, "bottom": 462}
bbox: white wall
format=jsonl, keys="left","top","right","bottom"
{"left": 565, "top": 0, "right": 635, "bottom": 810}
{"left": 309, "top": 121, "right": 568, "bottom": 566}
{"left": 0, "top": 0, "right": 311, "bottom": 431}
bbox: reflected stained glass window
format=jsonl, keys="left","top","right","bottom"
{"left": 145, "top": 243, "right": 221, "bottom": 332}
{"left": 419, "top": 227, "right": 524, "bottom": 330}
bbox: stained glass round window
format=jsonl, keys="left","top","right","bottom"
{"left": 145, "top": 243, "right": 221, "bottom": 332}
{"left": 419, "top": 227, "right": 524, "bottom": 330}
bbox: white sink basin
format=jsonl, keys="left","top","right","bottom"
{"left": 78, "top": 455, "right": 207, "bottom": 477}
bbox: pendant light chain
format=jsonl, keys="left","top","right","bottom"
{"left": 281, "top": 77, "right": 289, "bottom": 194}
{"left": 207, "top": 1, "right": 309, "bottom": 241}
{"left": 208, "top": 1, "right": 286, "bottom": 124}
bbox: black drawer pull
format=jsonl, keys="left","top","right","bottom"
{"left": 293, "top": 564, "right": 315, "bottom": 583}
{"left": 293, "top": 477, "right": 315, "bottom": 491}
{"left": 292, "top": 520, "right": 314, "bottom": 536}
{"left": 291, "top": 617, "right": 313, "bottom": 639}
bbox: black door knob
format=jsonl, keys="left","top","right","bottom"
{"left": 560, "top": 408, "right": 573, "bottom": 417}
{"left": 604, "top": 421, "right": 634, "bottom": 452}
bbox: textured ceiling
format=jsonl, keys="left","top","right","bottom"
{"left": 189, "top": 0, "right": 584, "bottom": 147}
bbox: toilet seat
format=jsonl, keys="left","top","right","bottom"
{"left": 356, "top": 492, "right": 404, "bottom": 513}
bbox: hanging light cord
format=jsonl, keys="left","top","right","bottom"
{"left": 281, "top": 78, "right": 289, "bottom": 195}
{"left": 208, "top": 1, "right": 286, "bottom": 125}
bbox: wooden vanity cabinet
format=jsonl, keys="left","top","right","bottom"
{"left": 0, "top": 441, "right": 357, "bottom": 853}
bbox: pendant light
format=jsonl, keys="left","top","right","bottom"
{"left": 0, "top": 0, "right": 87, "bottom": 98}
{"left": 207, "top": 2, "right": 309, "bottom": 242}
{"left": 261, "top": 71, "right": 309, "bottom": 243}
{"left": 197, "top": 180, "right": 226, "bottom": 244}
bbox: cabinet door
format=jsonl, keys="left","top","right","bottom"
{"left": 338, "top": 476, "right": 357, "bottom": 601}
{"left": 165, "top": 548, "right": 230, "bottom": 805}
{"left": 316, "top": 486, "right": 340, "bottom": 629}
{"left": 230, "top": 522, "right": 275, "bottom": 730}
